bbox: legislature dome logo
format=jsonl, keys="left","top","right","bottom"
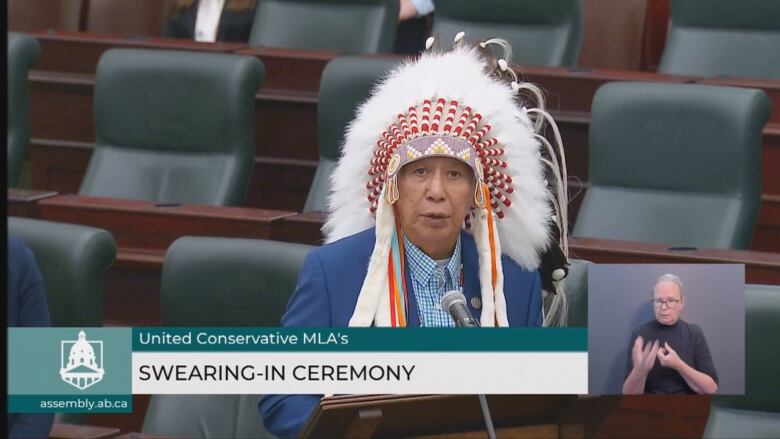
{"left": 60, "top": 330, "right": 105, "bottom": 390}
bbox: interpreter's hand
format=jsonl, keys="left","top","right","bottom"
{"left": 657, "top": 342, "right": 683, "bottom": 370}
{"left": 631, "top": 336, "right": 660, "bottom": 374}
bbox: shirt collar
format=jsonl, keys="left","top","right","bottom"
{"left": 403, "top": 234, "right": 462, "bottom": 286}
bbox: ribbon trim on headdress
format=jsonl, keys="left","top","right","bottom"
{"left": 387, "top": 219, "right": 408, "bottom": 327}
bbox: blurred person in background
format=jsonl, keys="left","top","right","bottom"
{"left": 164, "top": 0, "right": 257, "bottom": 42}
{"left": 395, "top": 0, "right": 435, "bottom": 55}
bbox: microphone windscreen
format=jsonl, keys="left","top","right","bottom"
{"left": 440, "top": 290, "right": 467, "bottom": 314}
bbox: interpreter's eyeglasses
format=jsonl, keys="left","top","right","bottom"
{"left": 652, "top": 298, "right": 680, "bottom": 308}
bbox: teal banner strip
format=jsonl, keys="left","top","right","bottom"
{"left": 8, "top": 395, "right": 132, "bottom": 413}
{"left": 133, "top": 327, "right": 587, "bottom": 352}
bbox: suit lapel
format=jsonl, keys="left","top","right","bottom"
{"left": 216, "top": 1, "right": 228, "bottom": 41}
{"left": 184, "top": 0, "right": 199, "bottom": 38}
{"left": 460, "top": 232, "right": 482, "bottom": 317}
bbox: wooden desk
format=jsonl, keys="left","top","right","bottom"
{"left": 274, "top": 212, "right": 780, "bottom": 285}
{"left": 305, "top": 394, "right": 617, "bottom": 439}
{"left": 518, "top": 65, "right": 698, "bottom": 113}
{"left": 234, "top": 46, "right": 337, "bottom": 95}
{"left": 274, "top": 211, "right": 328, "bottom": 246}
{"left": 29, "top": 195, "right": 294, "bottom": 325}
{"left": 7, "top": 188, "right": 58, "bottom": 218}
{"left": 569, "top": 236, "right": 780, "bottom": 285}
{"left": 33, "top": 31, "right": 246, "bottom": 75}
{"left": 598, "top": 395, "right": 709, "bottom": 439}
{"left": 37, "top": 194, "right": 295, "bottom": 259}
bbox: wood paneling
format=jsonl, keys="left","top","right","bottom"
{"left": 578, "top": 0, "right": 647, "bottom": 70}
{"left": 642, "top": 0, "right": 671, "bottom": 71}
{"left": 7, "top": 188, "right": 59, "bottom": 218}
{"left": 33, "top": 31, "right": 246, "bottom": 75}
{"left": 598, "top": 395, "right": 708, "bottom": 439}
{"left": 9, "top": 0, "right": 85, "bottom": 33}
{"left": 85, "top": 0, "right": 176, "bottom": 37}
{"left": 37, "top": 195, "right": 295, "bottom": 253}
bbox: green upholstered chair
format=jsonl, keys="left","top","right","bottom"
{"left": 659, "top": 0, "right": 780, "bottom": 79}
{"left": 303, "top": 55, "right": 401, "bottom": 212}
{"left": 79, "top": 49, "right": 264, "bottom": 206}
{"left": 144, "top": 237, "right": 312, "bottom": 438}
{"left": 161, "top": 236, "right": 312, "bottom": 327}
{"left": 8, "top": 217, "right": 116, "bottom": 327}
{"left": 432, "top": 0, "right": 582, "bottom": 67}
{"left": 142, "top": 394, "right": 274, "bottom": 439}
{"left": 7, "top": 32, "right": 40, "bottom": 187}
{"left": 572, "top": 82, "right": 770, "bottom": 249}
{"left": 565, "top": 259, "right": 589, "bottom": 327}
{"left": 702, "top": 284, "right": 780, "bottom": 438}
{"left": 248, "top": 0, "right": 398, "bottom": 53}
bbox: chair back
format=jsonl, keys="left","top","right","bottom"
{"left": 249, "top": 0, "right": 398, "bottom": 53}
{"left": 8, "top": 217, "right": 116, "bottom": 327}
{"left": 573, "top": 82, "right": 770, "bottom": 249}
{"left": 80, "top": 49, "right": 264, "bottom": 206}
{"left": 433, "top": 0, "right": 583, "bottom": 66}
{"left": 304, "top": 55, "right": 401, "bottom": 212}
{"left": 659, "top": 0, "right": 780, "bottom": 78}
{"left": 7, "top": 32, "right": 41, "bottom": 186}
{"left": 703, "top": 284, "right": 780, "bottom": 438}
{"left": 161, "top": 236, "right": 312, "bottom": 326}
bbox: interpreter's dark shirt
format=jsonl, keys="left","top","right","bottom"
{"left": 625, "top": 319, "right": 719, "bottom": 394}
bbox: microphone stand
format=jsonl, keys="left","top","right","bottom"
{"left": 441, "top": 290, "right": 497, "bottom": 439}
{"left": 477, "top": 394, "right": 497, "bottom": 439}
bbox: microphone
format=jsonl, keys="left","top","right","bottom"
{"left": 441, "top": 290, "right": 480, "bottom": 328}
{"left": 439, "top": 293, "right": 495, "bottom": 438}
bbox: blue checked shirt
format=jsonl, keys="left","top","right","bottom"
{"left": 403, "top": 234, "right": 462, "bottom": 327}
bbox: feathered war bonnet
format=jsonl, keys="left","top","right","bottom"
{"left": 324, "top": 33, "right": 571, "bottom": 327}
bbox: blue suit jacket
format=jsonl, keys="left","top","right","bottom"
{"left": 259, "top": 228, "right": 541, "bottom": 439}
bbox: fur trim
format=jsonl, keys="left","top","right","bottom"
{"left": 348, "top": 187, "right": 395, "bottom": 326}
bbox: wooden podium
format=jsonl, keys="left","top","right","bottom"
{"left": 300, "top": 394, "right": 619, "bottom": 438}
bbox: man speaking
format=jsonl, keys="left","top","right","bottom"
{"left": 260, "top": 32, "right": 572, "bottom": 438}
{"left": 623, "top": 274, "right": 719, "bottom": 395}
